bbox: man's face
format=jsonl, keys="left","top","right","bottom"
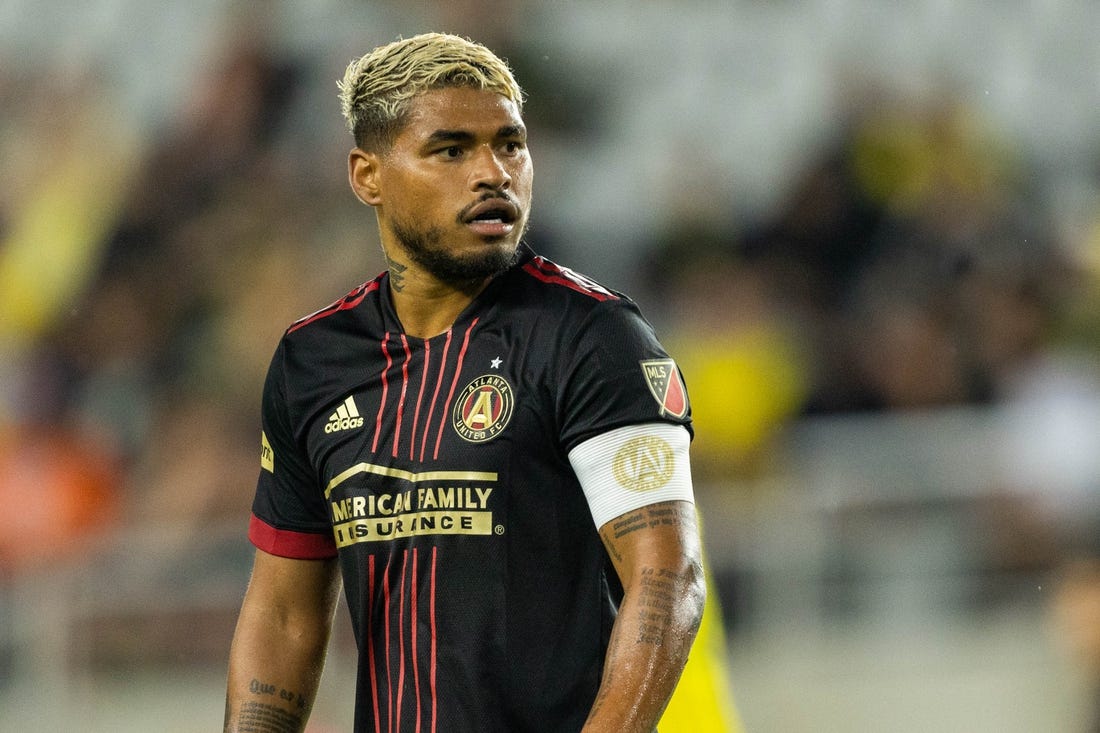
{"left": 371, "top": 86, "right": 533, "bottom": 284}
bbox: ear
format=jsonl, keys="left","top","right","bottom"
{"left": 348, "top": 148, "right": 382, "bottom": 206}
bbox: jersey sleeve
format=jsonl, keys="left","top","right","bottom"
{"left": 557, "top": 298, "right": 692, "bottom": 454}
{"left": 249, "top": 339, "right": 337, "bottom": 559}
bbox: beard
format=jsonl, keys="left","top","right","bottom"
{"left": 389, "top": 212, "right": 525, "bottom": 284}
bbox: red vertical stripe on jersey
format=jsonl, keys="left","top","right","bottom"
{"left": 383, "top": 554, "right": 393, "bottom": 733}
{"left": 411, "top": 547, "right": 422, "bottom": 732}
{"left": 429, "top": 546, "right": 438, "bottom": 733}
{"left": 409, "top": 341, "right": 430, "bottom": 462}
{"left": 373, "top": 333, "right": 393, "bottom": 455}
{"left": 420, "top": 328, "right": 452, "bottom": 463}
{"left": 433, "top": 318, "right": 478, "bottom": 459}
{"left": 393, "top": 335, "right": 412, "bottom": 459}
{"left": 368, "top": 555, "right": 381, "bottom": 733}
{"left": 395, "top": 549, "right": 408, "bottom": 732}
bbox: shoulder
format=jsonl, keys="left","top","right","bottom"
{"left": 515, "top": 253, "right": 621, "bottom": 304}
{"left": 284, "top": 273, "right": 386, "bottom": 339}
{"left": 498, "top": 249, "right": 656, "bottom": 341}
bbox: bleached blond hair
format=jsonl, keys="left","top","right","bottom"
{"left": 338, "top": 32, "right": 524, "bottom": 152}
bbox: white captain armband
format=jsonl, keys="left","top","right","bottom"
{"left": 568, "top": 422, "right": 695, "bottom": 530}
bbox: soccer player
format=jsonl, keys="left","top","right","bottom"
{"left": 225, "top": 32, "right": 707, "bottom": 732}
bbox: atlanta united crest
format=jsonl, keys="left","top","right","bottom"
{"left": 640, "top": 359, "right": 689, "bottom": 420}
{"left": 452, "top": 374, "right": 514, "bottom": 443}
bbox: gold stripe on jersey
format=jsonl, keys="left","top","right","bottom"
{"left": 325, "top": 461, "right": 498, "bottom": 498}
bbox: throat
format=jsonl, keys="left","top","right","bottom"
{"left": 388, "top": 276, "right": 488, "bottom": 339}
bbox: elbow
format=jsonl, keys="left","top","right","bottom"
{"left": 658, "top": 555, "right": 705, "bottom": 648}
{"left": 684, "top": 560, "right": 707, "bottom": 635}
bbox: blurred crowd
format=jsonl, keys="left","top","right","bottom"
{"left": 3, "top": 3, "right": 1100, "bottom": 725}
{"left": 641, "top": 86, "right": 1095, "bottom": 475}
{"left": 0, "top": 19, "right": 374, "bottom": 570}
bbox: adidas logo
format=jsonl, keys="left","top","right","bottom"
{"left": 325, "top": 396, "right": 365, "bottom": 433}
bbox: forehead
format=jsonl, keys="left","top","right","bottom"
{"left": 398, "top": 86, "right": 525, "bottom": 141}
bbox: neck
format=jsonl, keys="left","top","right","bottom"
{"left": 387, "top": 265, "right": 491, "bottom": 339}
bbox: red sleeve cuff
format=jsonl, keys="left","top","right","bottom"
{"left": 249, "top": 514, "right": 338, "bottom": 559}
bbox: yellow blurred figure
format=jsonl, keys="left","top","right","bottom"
{"left": 0, "top": 74, "right": 139, "bottom": 350}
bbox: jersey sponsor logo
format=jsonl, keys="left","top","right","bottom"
{"left": 260, "top": 431, "right": 275, "bottom": 473}
{"left": 326, "top": 461, "right": 502, "bottom": 547}
{"left": 640, "top": 359, "right": 689, "bottom": 419}
{"left": 452, "top": 374, "right": 514, "bottom": 443}
{"left": 334, "top": 510, "right": 494, "bottom": 546}
{"left": 325, "top": 395, "right": 365, "bottom": 433}
{"left": 612, "top": 435, "right": 675, "bottom": 492}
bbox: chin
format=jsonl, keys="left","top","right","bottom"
{"left": 421, "top": 243, "right": 518, "bottom": 283}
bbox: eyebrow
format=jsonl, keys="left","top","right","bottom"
{"left": 425, "top": 129, "right": 474, "bottom": 146}
{"left": 496, "top": 125, "right": 526, "bottom": 139}
{"left": 424, "top": 125, "right": 527, "bottom": 146}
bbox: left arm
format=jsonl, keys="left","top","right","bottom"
{"left": 582, "top": 499, "right": 706, "bottom": 732}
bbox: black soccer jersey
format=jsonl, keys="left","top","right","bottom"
{"left": 250, "top": 244, "right": 692, "bottom": 732}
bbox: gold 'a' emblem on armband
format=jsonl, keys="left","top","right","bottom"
{"left": 613, "top": 435, "right": 674, "bottom": 492}
{"left": 452, "top": 374, "right": 514, "bottom": 443}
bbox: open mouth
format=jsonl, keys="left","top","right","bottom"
{"left": 463, "top": 199, "right": 519, "bottom": 237}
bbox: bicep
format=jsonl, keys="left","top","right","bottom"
{"left": 229, "top": 550, "right": 343, "bottom": 690}
{"left": 239, "top": 549, "right": 343, "bottom": 629}
{"left": 598, "top": 500, "right": 703, "bottom": 591}
{"left": 568, "top": 421, "right": 702, "bottom": 599}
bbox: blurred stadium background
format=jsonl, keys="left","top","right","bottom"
{"left": 2, "top": 1, "right": 1100, "bottom": 730}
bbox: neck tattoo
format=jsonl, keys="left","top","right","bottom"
{"left": 386, "top": 255, "right": 408, "bottom": 292}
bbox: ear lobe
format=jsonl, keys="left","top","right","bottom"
{"left": 348, "top": 148, "right": 382, "bottom": 206}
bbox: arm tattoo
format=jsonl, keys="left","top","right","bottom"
{"left": 233, "top": 702, "right": 302, "bottom": 733}
{"left": 228, "top": 679, "right": 308, "bottom": 732}
{"left": 600, "top": 528, "right": 624, "bottom": 564}
{"left": 635, "top": 566, "right": 685, "bottom": 645}
{"left": 643, "top": 504, "right": 684, "bottom": 528}
{"left": 609, "top": 511, "right": 646, "bottom": 539}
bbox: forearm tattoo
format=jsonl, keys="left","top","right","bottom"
{"left": 234, "top": 702, "right": 302, "bottom": 733}
{"left": 635, "top": 565, "right": 693, "bottom": 645}
{"left": 229, "top": 679, "right": 307, "bottom": 733}
{"left": 588, "top": 503, "right": 701, "bottom": 725}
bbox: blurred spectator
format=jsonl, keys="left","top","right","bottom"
{"left": 0, "top": 12, "right": 325, "bottom": 578}
{"left": 734, "top": 87, "right": 1076, "bottom": 415}
{"left": 1054, "top": 558, "right": 1100, "bottom": 733}
{"left": 0, "top": 424, "right": 119, "bottom": 573}
{"left": 0, "top": 63, "right": 140, "bottom": 366}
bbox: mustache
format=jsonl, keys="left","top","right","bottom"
{"left": 456, "top": 191, "right": 520, "bottom": 222}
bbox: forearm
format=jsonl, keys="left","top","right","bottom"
{"left": 224, "top": 609, "right": 332, "bottom": 732}
{"left": 582, "top": 554, "right": 706, "bottom": 731}
{"left": 224, "top": 553, "right": 341, "bottom": 733}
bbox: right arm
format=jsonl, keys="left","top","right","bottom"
{"left": 224, "top": 549, "right": 343, "bottom": 733}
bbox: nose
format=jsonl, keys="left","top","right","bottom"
{"left": 470, "top": 145, "right": 511, "bottom": 191}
